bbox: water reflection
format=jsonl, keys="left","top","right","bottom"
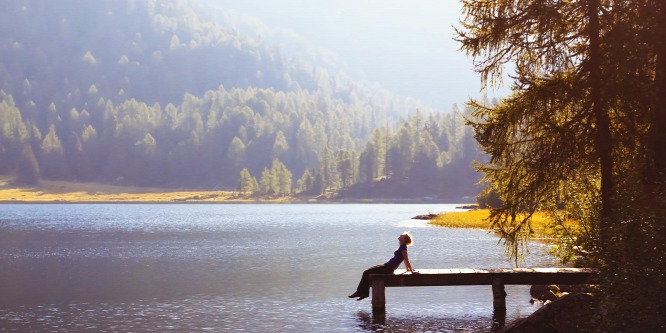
{"left": 492, "top": 308, "right": 506, "bottom": 332}
{"left": 357, "top": 310, "right": 386, "bottom": 330}
{"left": 355, "top": 310, "right": 497, "bottom": 332}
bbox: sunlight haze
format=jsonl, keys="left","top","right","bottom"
{"left": 207, "top": 0, "right": 508, "bottom": 109}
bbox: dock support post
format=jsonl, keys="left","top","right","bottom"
{"left": 371, "top": 279, "right": 386, "bottom": 312}
{"left": 492, "top": 277, "right": 507, "bottom": 310}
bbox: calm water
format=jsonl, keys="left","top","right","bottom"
{"left": 0, "top": 204, "right": 555, "bottom": 332}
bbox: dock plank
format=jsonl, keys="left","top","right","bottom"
{"left": 372, "top": 267, "right": 598, "bottom": 287}
{"left": 368, "top": 267, "right": 598, "bottom": 313}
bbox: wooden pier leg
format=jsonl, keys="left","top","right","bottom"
{"left": 371, "top": 279, "right": 386, "bottom": 312}
{"left": 492, "top": 277, "right": 507, "bottom": 310}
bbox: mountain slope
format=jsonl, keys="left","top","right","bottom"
{"left": 0, "top": 0, "right": 482, "bottom": 200}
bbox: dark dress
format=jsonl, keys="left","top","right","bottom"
{"left": 353, "top": 244, "right": 407, "bottom": 297}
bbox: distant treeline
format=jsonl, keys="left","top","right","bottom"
{"left": 0, "top": 0, "right": 484, "bottom": 200}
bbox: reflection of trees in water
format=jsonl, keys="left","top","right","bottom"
{"left": 355, "top": 310, "right": 502, "bottom": 332}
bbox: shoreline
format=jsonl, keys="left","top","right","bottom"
{"left": 0, "top": 199, "right": 468, "bottom": 204}
{"left": 0, "top": 176, "right": 471, "bottom": 205}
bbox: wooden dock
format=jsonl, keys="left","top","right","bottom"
{"left": 369, "top": 267, "right": 598, "bottom": 312}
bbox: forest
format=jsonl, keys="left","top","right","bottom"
{"left": 0, "top": 0, "right": 484, "bottom": 200}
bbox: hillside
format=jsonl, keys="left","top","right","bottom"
{"left": 0, "top": 0, "right": 483, "bottom": 200}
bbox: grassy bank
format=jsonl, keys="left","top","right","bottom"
{"left": 429, "top": 209, "right": 557, "bottom": 238}
{"left": 0, "top": 176, "right": 298, "bottom": 203}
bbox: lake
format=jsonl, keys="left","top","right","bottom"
{"left": 0, "top": 204, "right": 555, "bottom": 332}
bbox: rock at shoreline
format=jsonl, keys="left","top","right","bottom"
{"left": 530, "top": 284, "right": 561, "bottom": 303}
{"left": 500, "top": 293, "right": 595, "bottom": 333}
{"left": 412, "top": 213, "right": 438, "bottom": 220}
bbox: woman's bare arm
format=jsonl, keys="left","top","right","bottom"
{"left": 401, "top": 250, "right": 418, "bottom": 273}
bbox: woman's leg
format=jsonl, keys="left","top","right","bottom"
{"left": 353, "top": 264, "right": 394, "bottom": 297}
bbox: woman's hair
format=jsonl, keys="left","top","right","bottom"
{"left": 402, "top": 232, "right": 413, "bottom": 246}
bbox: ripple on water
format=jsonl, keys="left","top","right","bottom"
{"left": 0, "top": 204, "right": 553, "bottom": 332}
{"left": 0, "top": 294, "right": 538, "bottom": 332}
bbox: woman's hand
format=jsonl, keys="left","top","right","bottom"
{"left": 402, "top": 250, "right": 418, "bottom": 273}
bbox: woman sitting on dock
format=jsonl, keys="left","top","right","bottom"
{"left": 348, "top": 232, "right": 418, "bottom": 301}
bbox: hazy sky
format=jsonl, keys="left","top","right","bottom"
{"left": 207, "top": 0, "right": 509, "bottom": 110}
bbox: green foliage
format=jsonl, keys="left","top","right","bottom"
{"left": 296, "top": 168, "right": 323, "bottom": 196}
{"left": 238, "top": 168, "right": 258, "bottom": 196}
{"left": 540, "top": 172, "right": 601, "bottom": 267}
{"left": 258, "top": 158, "right": 292, "bottom": 196}
{"left": 336, "top": 150, "right": 355, "bottom": 188}
{"left": 273, "top": 159, "right": 292, "bottom": 196}
{"left": 0, "top": 97, "right": 28, "bottom": 173}
{"left": 458, "top": 0, "right": 621, "bottom": 262}
{"left": 458, "top": 0, "right": 666, "bottom": 330}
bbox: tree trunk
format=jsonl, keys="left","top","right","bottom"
{"left": 648, "top": 1, "right": 666, "bottom": 184}
{"left": 645, "top": 0, "right": 666, "bottom": 267}
{"left": 588, "top": 0, "right": 615, "bottom": 258}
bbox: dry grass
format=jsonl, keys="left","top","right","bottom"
{"left": 0, "top": 176, "right": 292, "bottom": 203}
{"left": 429, "top": 209, "right": 494, "bottom": 229}
{"left": 429, "top": 209, "right": 558, "bottom": 238}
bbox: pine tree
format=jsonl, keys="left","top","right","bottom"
{"left": 457, "top": 0, "right": 613, "bottom": 260}
{"left": 238, "top": 168, "right": 258, "bottom": 195}
{"left": 458, "top": 1, "right": 666, "bottom": 329}
{"left": 259, "top": 167, "right": 274, "bottom": 195}
{"left": 272, "top": 158, "right": 292, "bottom": 196}
{"left": 297, "top": 168, "right": 315, "bottom": 194}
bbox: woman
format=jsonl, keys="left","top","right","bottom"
{"left": 348, "top": 232, "right": 418, "bottom": 301}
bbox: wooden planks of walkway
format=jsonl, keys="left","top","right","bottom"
{"left": 369, "top": 267, "right": 598, "bottom": 312}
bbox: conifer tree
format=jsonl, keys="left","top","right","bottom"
{"left": 238, "top": 168, "right": 258, "bottom": 195}
{"left": 457, "top": 0, "right": 613, "bottom": 260}
{"left": 259, "top": 167, "right": 275, "bottom": 195}
{"left": 458, "top": 1, "right": 666, "bottom": 329}
{"left": 297, "top": 168, "right": 315, "bottom": 194}
{"left": 272, "top": 158, "right": 292, "bottom": 196}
